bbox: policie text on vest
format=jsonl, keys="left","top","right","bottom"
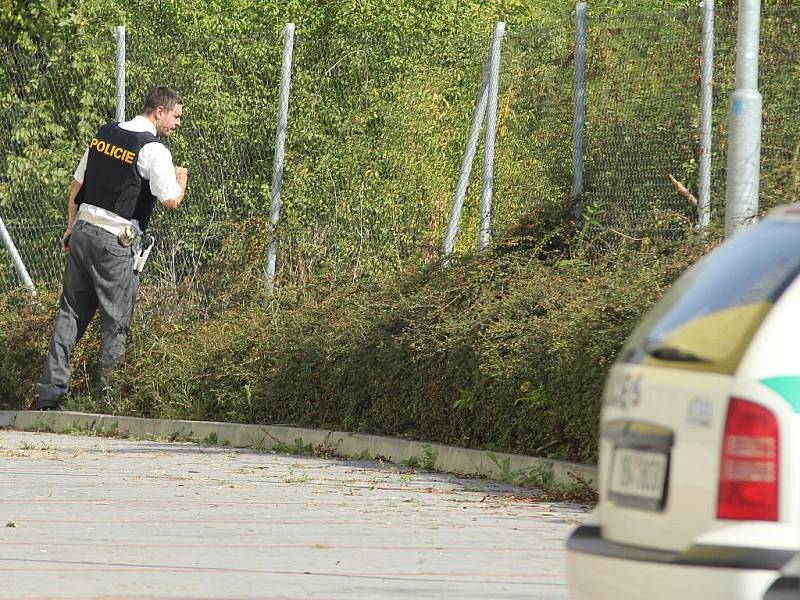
{"left": 89, "top": 137, "right": 136, "bottom": 165}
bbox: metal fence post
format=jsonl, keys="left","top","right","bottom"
{"left": 0, "top": 216, "right": 36, "bottom": 295}
{"left": 266, "top": 23, "right": 295, "bottom": 297}
{"left": 478, "top": 21, "right": 505, "bottom": 252}
{"left": 698, "top": 0, "right": 714, "bottom": 230}
{"left": 571, "top": 2, "right": 588, "bottom": 225}
{"left": 115, "top": 26, "right": 126, "bottom": 122}
{"left": 725, "top": 0, "right": 762, "bottom": 237}
{"left": 442, "top": 58, "right": 490, "bottom": 263}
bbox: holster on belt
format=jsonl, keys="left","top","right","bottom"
{"left": 134, "top": 234, "right": 155, "bottom": 275}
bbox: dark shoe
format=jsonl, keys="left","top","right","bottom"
{"left": 33, "top": 397, "right": 63, "bottom": 411}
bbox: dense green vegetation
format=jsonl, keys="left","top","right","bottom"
{"left": 1, "top": 0, "right": 798, "bottom": 463}
{"left": 2, "top": 0, "right": 728, "bottom": 289}
{"left": 0, "top": 209, "right": 716, "bottom": 463}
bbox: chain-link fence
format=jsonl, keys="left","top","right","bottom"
{"left": 0, "top": 35, "right": 116, "bottom": 294}
{"left": 1, "top": 7, "right": 798, "bottom": 300}
{"left": 580, "top": 6, "right": 798, "bottom": 245}
{"left": 745, "top": 8, "right": 800, "bottom": 212}
{"left": 125, "top": 33, "right": 282, "bottom": 301}
{"left": 582, "top": 9, "right": 702, "bottom": 242}
{"left": 493, "top": 22, "right": 576, "bottom": 237}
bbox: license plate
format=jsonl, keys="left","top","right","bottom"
{"left": 609, "top": 447, "right": 668, "bottom": 507}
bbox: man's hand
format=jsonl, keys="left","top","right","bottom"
{"left": 60, "top": 230, "right": 72, "bottom": 254}
{"left": 175, "top": 166, "right": 188, "bottom": 190}
{"left": 163, "top": 166, "right": 189, "bottom": 210}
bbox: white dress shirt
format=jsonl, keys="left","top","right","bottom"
{"left": 73, "top": 115, "right": 182, "bottom": 230}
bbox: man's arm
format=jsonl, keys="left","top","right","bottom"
{"left": 61, "top": 179, "right": 82, "bottom": 251}
{"left": 162, "top": 166, "right": 188, "bottom": 210}
{"left": 139, "top": 142, "right": 188, "bottom": 210}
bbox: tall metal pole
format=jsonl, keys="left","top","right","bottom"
{"left": 571, "top": 3, "right": 588, "bottom": 225}
{"left": 725, "top": 0, "right": 761, "bottom": 237}
{"left": 115, "top": 26, "right": 126, "bottom": 122}
{"left": 442, "top": 59, "right": 490, "bottom": 262}
{"left": 0, "top": 216, "right": 36, "bottom": 296}
{"left": 266, "top": 23, "right": 295, "bottom": 297}
{"left": 698, "top": 0, "right": 715, "bottom": 230}
{"left": 478, "top": 21, "right": 505, "bottom": 252}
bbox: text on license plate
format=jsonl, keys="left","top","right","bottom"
{"left": 610, "top": 447, "right": 668, "bottom": 502}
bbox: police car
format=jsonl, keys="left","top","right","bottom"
{"left": 566, "top": 205, "right": 800, "bottom": 599}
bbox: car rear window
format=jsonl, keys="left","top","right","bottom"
{"left": 620, "top": 220, "right": 800, "bottom": 374}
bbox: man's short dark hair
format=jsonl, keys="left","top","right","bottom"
{"left": 141, "top": 86, "right": 183, "bottom": 115}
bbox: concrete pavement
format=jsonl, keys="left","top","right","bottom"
{"left": 1, "top": 411, "right": 598, "bottom": 489}
{"left": 0, "top": 429, "right": 589, "bottom": 599}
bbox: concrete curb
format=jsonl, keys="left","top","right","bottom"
{"left": 0, "top": 410, "right": 597, "bottom": 489}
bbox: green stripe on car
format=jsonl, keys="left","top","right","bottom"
{"left": 761, "top": 376, "right": 800, "bottom": 413}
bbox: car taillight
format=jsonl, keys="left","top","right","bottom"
{"left": 717, "top": 397, "right": 779, "bottom": 521}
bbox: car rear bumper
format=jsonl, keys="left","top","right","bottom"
{"left": 566, "top": 525, "right": 794, "bottom": 600}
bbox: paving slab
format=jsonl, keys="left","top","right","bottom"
{"left": 0, "top": 430, "right": 590, "bottom": 600}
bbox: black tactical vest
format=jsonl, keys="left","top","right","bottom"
{"left": 77, "top": 123, "right": 160, "bottom": 231}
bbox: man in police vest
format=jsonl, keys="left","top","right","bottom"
{"left": 35, "top": 86, "right": 188, "bottom": 409}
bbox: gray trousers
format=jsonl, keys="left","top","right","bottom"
{"left": 37, "top": 219, "right": 138, "bottom": 402}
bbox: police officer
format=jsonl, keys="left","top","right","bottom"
{"left": 35, "top": 86, "right": 188, "bottom": 409}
